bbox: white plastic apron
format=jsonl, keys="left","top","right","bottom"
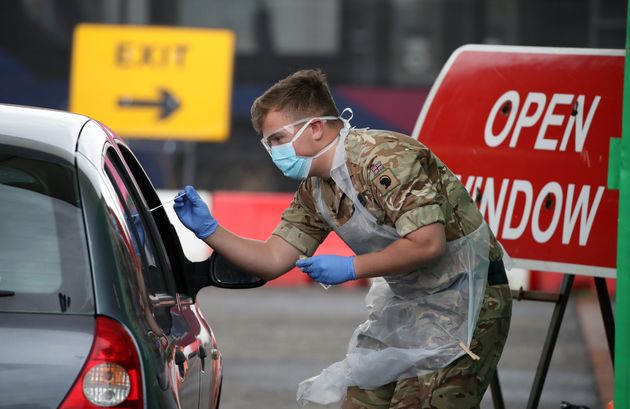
{"left": 297, "top": 129, "right": 490, "bottom": 407}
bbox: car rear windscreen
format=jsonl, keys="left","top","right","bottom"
{"left": 0, "top": 151, "right": 94, "bottom": 314}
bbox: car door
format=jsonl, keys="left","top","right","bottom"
{"left": 114, "top": 144, "right": 223, "bottom": 408}
{"left": 103, "top": 147, "right": 203, "bottom": 409}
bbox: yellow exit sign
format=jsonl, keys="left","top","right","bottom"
{"left": 70, "top": 24, "right": 235, "bottom": 141}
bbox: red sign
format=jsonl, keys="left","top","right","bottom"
{"left": 412, "top": 45, "right": 623, "bottom": 278}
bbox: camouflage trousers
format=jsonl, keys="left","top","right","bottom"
{"left": 341, "top": 283, "right": 512, "bottom": 409}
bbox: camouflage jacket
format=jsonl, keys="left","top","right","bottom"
{"left": 273, "top": 128, "right": 502, "bottom": 261}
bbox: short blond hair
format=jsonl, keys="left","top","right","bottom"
{"left": 250, "top": 69, "right": 339, "bottom": 133}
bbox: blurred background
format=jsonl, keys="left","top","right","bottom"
{"left": 0, "top": 0, "right": 627, "bottom": 193}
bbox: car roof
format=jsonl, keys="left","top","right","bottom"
{"left": 0, "top": 104, "right": 91, "bottom": 165}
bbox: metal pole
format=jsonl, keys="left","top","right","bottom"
{"left": 614, "top": 2, "right": 630, "bottom": 406}
{"left": 490, "top": 370, "right": 506, "bottom": 409}
{"left": 526, "top": 273, "right": 575, "bottom": 409}
{"left": 182, "top": 142, "right": 197, "bottom": 187}
{"left": 593, "top": 277, "right": 615, "bottom": 364}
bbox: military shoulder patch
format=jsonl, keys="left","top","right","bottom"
{"left": 372, "top": 169, "right": 400, "bottom": 196}
{"left": 369, "top": 161, "right": 385, "bottom": 177}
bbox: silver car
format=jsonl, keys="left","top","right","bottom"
{"left": 0, "top": 104, "right": 264, "bottom": 408}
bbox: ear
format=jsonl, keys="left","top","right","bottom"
{"left": 310, "top": 119, "right": 326, "bottom": 142}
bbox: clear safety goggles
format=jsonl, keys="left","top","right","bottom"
{"left": 260, "top": 116, "right": 338, "bottom": 155}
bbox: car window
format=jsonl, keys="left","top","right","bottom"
{"left": 103, "top": 150, "right": 172, "bottom": 297}
{"left": 116, "top": 144, "right": 188, "bottom": 295}
{"left": 0, "top": 151, "right": 93, "bottom": 314}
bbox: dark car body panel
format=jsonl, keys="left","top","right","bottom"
{"left": 0, "top": 313, "right": 95, "bottom": 408}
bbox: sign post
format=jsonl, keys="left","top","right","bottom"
{"left": 70, "top": 24, "right": 235, "bottom": 142}
{"left": 614, "top": 3, "right": 630, "bottom": 407}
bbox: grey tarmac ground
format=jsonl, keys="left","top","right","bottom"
{"left": 197, "top": 284, "right": 612, "bottom": 409}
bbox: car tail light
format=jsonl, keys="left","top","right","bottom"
{"left": 59, "top": 316, "right": 143, "bottom": 408}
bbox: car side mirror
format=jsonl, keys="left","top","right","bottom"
{"left": 185, "top": 252, "right": 266, "bottom": 299}
{"left": 207, "top": 251, "right": 266, "bottom": 289}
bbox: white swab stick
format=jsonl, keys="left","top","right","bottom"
{"left": 149, "top": 192, "right": 185, "bottom": 212}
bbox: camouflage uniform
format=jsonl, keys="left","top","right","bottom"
{"left": 273, "top": 129, "right": 512, "bottom": 408}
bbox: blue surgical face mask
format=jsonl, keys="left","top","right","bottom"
{"left": 270, "top": 142, "right": 313, "bottom": 180}
{"left": 262, "top": 109, "right": 353, "bottom": 180}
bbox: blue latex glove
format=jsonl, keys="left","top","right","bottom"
{"left": 173, "top": 185, "right": 218, "bottom": 239}
{"left": 296, "top": 255, "right": 356, "bottom": 285}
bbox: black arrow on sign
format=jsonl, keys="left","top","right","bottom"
{"left": 118, "top": 88, "right": 180, "bottom": 120}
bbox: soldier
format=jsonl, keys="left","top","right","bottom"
{"left": 173, "top": 69, "right": 512, "bottom": 408}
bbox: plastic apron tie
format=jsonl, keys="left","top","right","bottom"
{"left": 297, "top": 128, "right": 490, "bottom": 407}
